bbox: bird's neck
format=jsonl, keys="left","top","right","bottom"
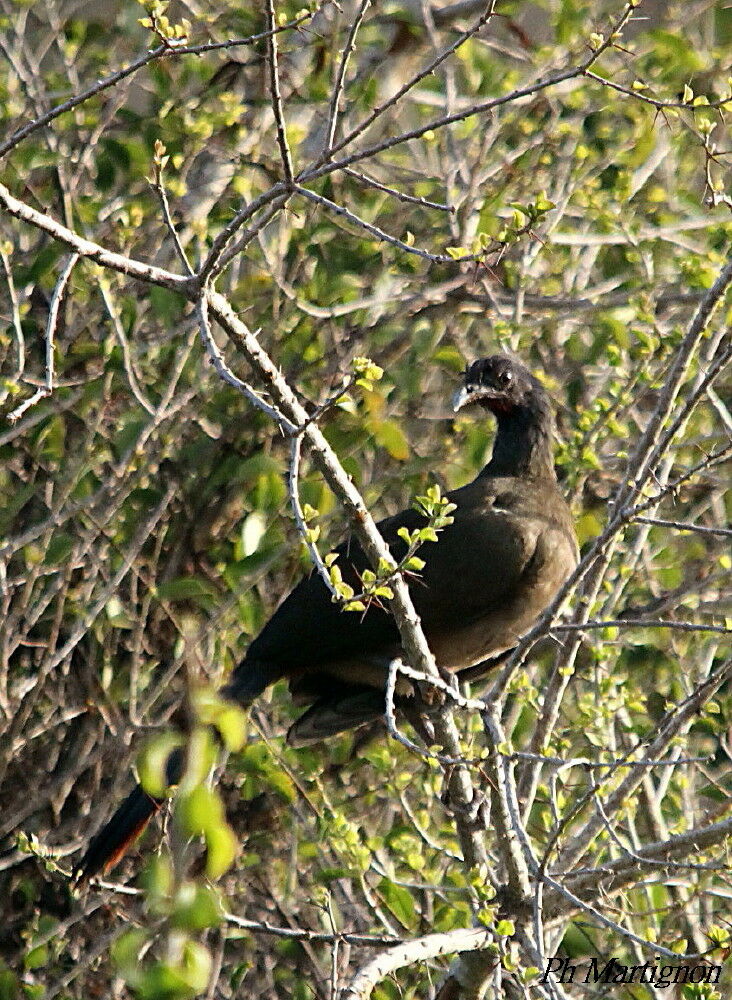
{"left": 482, "top": 406, "right": 556, "bottom": 481}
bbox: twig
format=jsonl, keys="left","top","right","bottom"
{"left": 584, "top": 68, "right": 731, "bottom": 113}
{"left": 540, "top": 872, "right": 706, "bottom": 963}
{"left": 630, "top": 515, "right": 732, "bottom": 538}
{"left": 265, "top": 0, "right": 294, "bottom": 186}
{"left": 287, "top": 435, "right": 339, "bottom": 598}
{"left": 343, "top": 167, "right": 452, "bottom": 211}
{"left": 0, "top": 244, "right": 24, "bottom": 388}
{"left": 98, "top": 278, "right": 156, "bottom": 414}
{"left": 150, "top": 169, "right": 193, "bottom": 275}
{"left": 296, "top": 185, "right": 477, "bottom": 262}
{"left": 8, "top": 252, "right": 78, "bottom": 422}
{"left": 222, "top": 911, "right": 400, "bottom": 946}
{"left": 552, "top": 619, "right": 731, "bottom": 635}
{"left": 326, "top": 0, "right": 372, "bottom": 150}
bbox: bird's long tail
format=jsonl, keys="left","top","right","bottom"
{"left": 75, "top": 661, "right": 274, "bottom": 884}
{"left": 75, "top": 747, "right": 184, "bottom": 884}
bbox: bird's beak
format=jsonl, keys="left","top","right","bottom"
{"left": 453, "top": 384, "right": 499, "bottom": 412}
{"left": 452, "top": 385, "right": 473, "bottom": 412}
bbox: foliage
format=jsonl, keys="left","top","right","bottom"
{"left": 0, "top": 0, "right": 730, "bottom": 998}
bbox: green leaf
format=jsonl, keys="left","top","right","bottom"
{"left": 157, "top": 577, "right": 219, "bottom": 601}
{"left": 171, "top": 883, "right": 222, "bottom": 931}
{"left": 377, "top": 877, "right": 417, "bottom": 929}
{"left": 373, "top": 418, "right": 410, "bottom": 460}
{"left": 112, "top": 928, "right": 148, "bottom": 989}
{"left": 43, "top": 532, "right": 74, "bottom": 565}
{"left": 138, "top": 733, "right": 184, "bottom": 798}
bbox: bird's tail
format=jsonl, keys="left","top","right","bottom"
{"left": 75, "top": 747, "right": 184, "bottom": 884}
{"left": 75, "top": 660, "right": 274, "bottom": 884}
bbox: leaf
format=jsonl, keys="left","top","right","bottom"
{"left": 157, "top": 577, "right": 218, "bottom": 601}
{"left": 171, "top": 883, "right": 222, "bottom": 932}
{"left": 240, "top": 511, "right": 267, "bottom": 556}
{"left": 372, "top": 419, "right": 409, "bottom": 460}
{"left": 204, "top": 824, "right": 238, "bottom": 880}
{"left": 377, "top": 877, "right": 417, "bottom": 929}
{"left": 138, "top": 733, "right": 184, "bottom": 798}
{"left": 44, "top": 532, "right": 74, "bottom": 566}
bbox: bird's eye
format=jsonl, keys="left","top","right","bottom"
{"left": 498, "top": 369, "right": 513, "bottom": 386}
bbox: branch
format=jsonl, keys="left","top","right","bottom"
{"left": 557, "top": 814, "right": 732, "bottom": 905}
{"left": 341, "top": 927, "right": 495, "bottom": 1000}
{"left": 264, "top": 0, "right": 294, "bottom": 185}
{"left": 552, "top": 619, "right": 731, "bottom": 636}
{"left": 326, "top": 0, "right": 372, "bottom": 150}
{"left": 8, "top": 252, "right": 78, "bottom": 422}
{"left": 0, "top": 7, "right": 323, "bottom": 159}
{"left": 204, "top": 288, "right": 488, "bottom": 870}
{"left": 0, "top": 182, "right": 193, "bottom": 293}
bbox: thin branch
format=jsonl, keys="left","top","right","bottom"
{"left": 296, "top": 185, "right": 477, "bottom": 262}
{"left": 287, "top": 435, "right": 338, "bottom": 598}
{"left": 223, "top": 911, "right": 400, "bottom": 947}
{"left": 0, "top": 243, "right": 25, "bottom": 392}
{"left": 326, "top": 0, "right": 372, "bottom": 150}
{"left": 0, "top": 7, "right": 323, "bottom": 159}
{"left": 150, "top": 170, "right": 193, "bottom": 276}
{"left": 630, "top": 515, "right": 732, "bottom": 538}
{"left": 584, "top": 68, "right": 731, "bottom": 112}
{"left": 343, "top": 167, "right": 452, "bottom": 212}
{"left": 8, "top": 252, "right": 78, "bottom": 422}
{"left": 98, "top": 278, "right": 156, "bottom": 415}
{"left": 265, "top": 0, "right": 294, "bottom": 186}
{"left": 552, "top": 619, "right": 731, "bottom": 636}
{"left": 540, "top": 871, "right": 706, "bottom": 963}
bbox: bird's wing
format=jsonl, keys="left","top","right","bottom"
{"left": 235, "top": 475, "right": 550, "bottom": 688}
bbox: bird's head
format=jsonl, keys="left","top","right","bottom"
{"left": 452, "top": 355, "right": 547, "bottom": 419}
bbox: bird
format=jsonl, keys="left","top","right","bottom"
{"left": 76, "top": 354, "right": 578, "bottom": 882}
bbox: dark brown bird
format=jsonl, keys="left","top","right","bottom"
{"left": 77, "top": 355, "right": 577, "bottom": 882}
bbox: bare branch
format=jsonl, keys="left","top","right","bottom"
{"left": 8, "top": 252, "right": 78, "bottom": 422}
{"left": 264, "top": 0, "right": 294, "bottom": 186}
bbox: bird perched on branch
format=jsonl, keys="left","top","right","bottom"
{"left": 77, "top": 354, "right": 577, "bottom": 882}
